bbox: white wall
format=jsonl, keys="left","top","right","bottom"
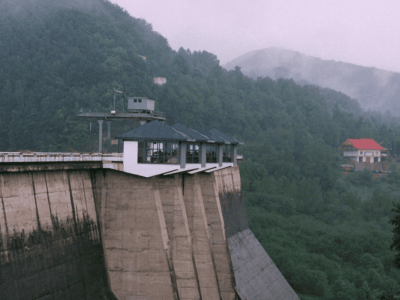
{"left": 343, "top": 151, "right": 358, "bottom": 157}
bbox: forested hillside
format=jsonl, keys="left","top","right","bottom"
{"left": 2, "top": 0, "right": 400, "bottom": 299}
{"left": 224, "top": 47, "right": 400, "bottom": 116}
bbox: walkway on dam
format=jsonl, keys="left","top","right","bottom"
{"left": 0, "top": 152, "right": 123, "bottom": 172}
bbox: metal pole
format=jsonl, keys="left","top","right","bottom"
{"left": 113, "top": 91, "right": 116, "bottom": 112}
{"left": 233, "top": 145, "right": 238, "bottom": 166}
{"left": 98, "top": 120, "right": 103, "bottom": 153}
{"left": 106, "top": 121, "right": 112, "bottom": 153}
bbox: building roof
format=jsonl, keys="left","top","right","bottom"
{"left": 192, "top": 126, "right": 226, "bottom": 144}
{"left": 209, "top": 128, "right": 242, "bottom": 145}
{"left": 117, "top": 120, "right": 243, "bottom": 145}
{"left": 346, "top": 139, "right": 385, "bottom": 150}
{"left": 116, "top": 120, "right": 190, "bottom": 141}
{"left": 171, "top": 123, "right": 210, "bottom": 142}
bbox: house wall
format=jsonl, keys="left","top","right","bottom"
{"left": 343, "top": 149, "right": 382, "bottom": 163}
{"left": 343, "top": 151, "right": 358, "bottom": 157}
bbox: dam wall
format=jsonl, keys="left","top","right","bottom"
{"left": 1, "top": 164, "right": 299, "bottom": 300}
{"left": 0, "top": 169, "right": 111, "bottom": 299}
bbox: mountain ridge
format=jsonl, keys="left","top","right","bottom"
{"left": 223, "top": 47, "right": 400, "bottom": 114}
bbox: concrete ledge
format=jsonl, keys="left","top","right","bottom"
{"left": 0, "top": 161, "right": 102, "bottom": 173}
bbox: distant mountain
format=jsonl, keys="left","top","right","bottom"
{"left": 224, "top": 47, "right": 400, "bottom": 114}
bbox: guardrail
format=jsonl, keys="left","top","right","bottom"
{"left": 0, "top": 152, "right": 123, "bottom": 163}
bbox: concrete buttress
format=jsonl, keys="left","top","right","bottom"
{"left": 98, "top": 171, "right": 175, "bottom": 300}
{"left": 183, "top": 175, "right": 221, "bottom": 299}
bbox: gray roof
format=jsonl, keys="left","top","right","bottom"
{"left": 209, "top": 128, "right": 242, "bottom": 145}
{"left": 117, "top": 121, "right": 243, "bottom": 145}
{"left": 192, "top": 126, "right": 225, "bottom": 144}
{"left": 171, "top": 123, "right": 210, "bottom": 142}
{"left": 116, "top": 120, "right": 190, "bottom": 141}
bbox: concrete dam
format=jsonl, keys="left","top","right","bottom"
{"left": 0, "top": 123, "right": 299, "bottom": 300}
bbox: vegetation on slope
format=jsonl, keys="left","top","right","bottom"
{"left": 223, "top": 47, "right": 400, "bottom": 116}
{"left": 2, "top": 0, "right": 400, "bottom": 298}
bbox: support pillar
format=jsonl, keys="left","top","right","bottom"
{"left": 98, "top": 120, "right": 103, "bottom": 153}
{"left": 180, "top": 142, "right": 187, "bottom": 169}
{"left": 118, "top": 139, "right": 123, "bottom": 153}
{"left": 106, "top": 121, "right": 112, "bottom": 153}
{"left": 218, "top": 144, "right": 223, "bottom": 167}
{"left": 200, "top": 143, "right": 207, "bottom": 168}
{"left": 233, "top": 145, "right": 238, "bottom": 166}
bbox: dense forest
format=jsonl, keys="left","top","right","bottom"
{"left": 2, "top": 0, "right": 400, "bottom": 299}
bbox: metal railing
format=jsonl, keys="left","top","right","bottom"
{"left": 0, "top": 152, "right": 123, "bottom": 163}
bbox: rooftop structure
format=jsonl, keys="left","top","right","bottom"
{"left": 117, "top": 120, "right": 242, "bottom": 177}
{"left": 340, "top": 138, "right": 388, "bottom": 163}
{"left": 127, "top": 97, "right": 155, "bottom": 112}
{"left": 78, "top": 91, "right": 165, "bottom": 153}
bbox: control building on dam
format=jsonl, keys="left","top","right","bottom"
{"left": 0, "top": 121, "right": 299, "bottom": 300}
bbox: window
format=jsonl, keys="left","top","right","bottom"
{"left": 138, "top": 140, "right": 179, "bottom": 164}
{"left": 359, "top": 157, "right": 362, "bottom": 162}
{"left": 138, "top": 99, "right": 142, "bottom": 103}
{"left": 134, "top": 99, "right": 137, "bottom": 103}
{"left": 206, "top": 144, "right": 218, "bottom": 163}
{"left": 360, "top": 151, "right": 363, "bottom": 155}
{"left": 186, "top": 143, "right": 200, "bottom": 163}
{"left": 223, "top": 145, "right": 232, "bottom": 162}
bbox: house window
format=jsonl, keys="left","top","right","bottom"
{"left": 374, "top": 157, "right": 378, "bottom": 163}
{"left": 206, "top": 144, "right": 218, "bottom": 163}
{"left": 138, "top": 140, "right": 179, "bottom": 164}
{"left": 186, "top": 143, "right": 200, "bottom": 163}
{"left": 359, "top": 157, "right": 362, "bottom": 162}
{"left": 359, "top": 151, "right": 363, "bottom": 155}
{"left": 223, "top": 145, "right": 232, "bottom": 162}
{"left": 138, "top": 99, "right": 142, "bottom": 103}
{"left": 134, "top": 99, "right": 137, "bottom": 103}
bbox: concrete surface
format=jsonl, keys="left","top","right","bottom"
{"left": 0, "top": 163, "right": 299, "bottom": 300}
{"left": 0, "top": 170, "right": 110, "bottom": 299}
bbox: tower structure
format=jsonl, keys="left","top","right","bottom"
{"left": 78, "top": 91, "right": 166, "bottom": 153}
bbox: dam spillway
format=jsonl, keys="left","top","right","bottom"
{"left": 0, "top": 153, "right": 299, "bottom": 300}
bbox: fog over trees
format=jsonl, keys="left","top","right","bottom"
{"left": 224, "top": 47, "right": 400, "bottom": 117}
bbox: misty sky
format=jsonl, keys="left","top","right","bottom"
{"left": 111, "top": 0, "right": 400, "bottom": 73}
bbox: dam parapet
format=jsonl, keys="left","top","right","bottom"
{"left": 0, "top": 152, "right": 122, "bottom": 164}
{"left": 0, "top": 152, "right": 123, "bottom": 173}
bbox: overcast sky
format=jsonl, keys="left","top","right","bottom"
{"left": 110, "top": 0, "right": 400, "bottom": 73}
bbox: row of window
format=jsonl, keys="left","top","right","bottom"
{"left": 138, "top": 141, "right": 180, "bottom": 164}
{"left": 359, "top": 151, "right": 381, "bottom": 156}
{"left": 137, "top": 141, "right": 233, "bottom": 164}
{"left": 359, "top": 157, "right": 379, "bottom": 162}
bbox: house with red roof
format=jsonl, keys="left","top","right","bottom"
{"left": 340, "top": 139, "right": 388, "bottom": 163}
